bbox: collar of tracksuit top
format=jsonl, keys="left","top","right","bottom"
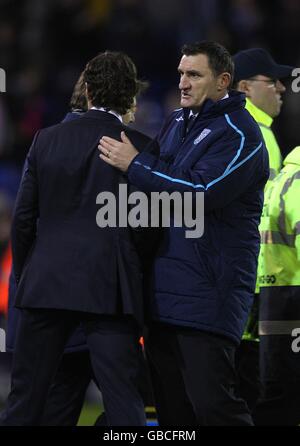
{"left": 187, "top": 92, "right": 229, "bottom": 122}
{"left": 182, "top": 90, "right": 238, "bottom": 128}
{"left": 133, "top": 90, "right": 246, "bottom": 168}
{"left": 245, "top": 97, "right": 273, "bottom": 129}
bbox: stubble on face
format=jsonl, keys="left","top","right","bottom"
{"left": 178, "top": 54, "right": 218, "bottom": 111}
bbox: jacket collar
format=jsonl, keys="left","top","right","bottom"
{"left": 183, "top": 90, "right": 246, "bottom": 122}
{"left": 82, "top": 109, "right": 123, "bottom": 123}
{"left": 62, "top": 111, "right": 84, "bottom": 123}
{"left": 245, "top": 98, "right": 273, "bottom": 128}
{"left": 90, "top": 106, "right": 123, "bottom": 123}
{"left": 283, "top": 146, "right": 300, "bottom": 167}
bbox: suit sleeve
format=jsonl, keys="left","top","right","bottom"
{"left": 127, "top": 132, "right": 269, "bottom": 213}
{"left": 11, "top": 132, "right": 40, "bottom": 283}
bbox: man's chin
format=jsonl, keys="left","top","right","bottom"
{"left": 180, "top": 99, "right": 192, "bottom": 108}
{"left": 273, "top": 105, "right": 282, "bottom": 117}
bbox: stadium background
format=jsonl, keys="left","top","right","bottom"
{"left": 0, "top": 0, "right": 300, "bottom": 425}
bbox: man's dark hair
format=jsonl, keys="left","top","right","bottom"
{"left": 83, "top": 51, "right": 139, "bottom": 115}
{"left": 136, "top": 79, "right": 148, "bottom": 96}
{"left": 69, "top": 72, "right": 88, "bottom": 112}
{"left": 182, "top": 41, "right": 234, "bottom": 88}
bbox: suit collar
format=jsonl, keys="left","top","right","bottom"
{"left": 82, "top": 109, "right": 123, "bottom": 124}
{"left": 90, "top": 106, "right": 123, "bottom": 123}
{"left": 62, "top": 111, "right": 84, "bottom": 123}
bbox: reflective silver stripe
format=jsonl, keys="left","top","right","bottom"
{"left": 277, "top": 172, "right": 300, "bottom": 246}
{"left": 260, "top": 230, "right": 295, "bottom": 246}
{"left": 259, "top": 320, "right": 300, "bottom": 335}
{"left": 268, "top": 168, "right": 277, "bottom": 181}
{"left": 278, "top": 176, "right": 293, "bottom": 238}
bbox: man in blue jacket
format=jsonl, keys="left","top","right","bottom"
{"left": 99, "top": 41, "right": 269, "bottom": 425}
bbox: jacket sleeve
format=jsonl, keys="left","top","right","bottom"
{"left": 128, "top": 131, "right": 269, "bottom": 213}
{"left": 11, "top": 132, "right": 40, "bottom": 283}
{"left": 285, "top": 178, "right": 300, "bottom": 262}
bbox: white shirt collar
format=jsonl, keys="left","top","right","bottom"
{"left": 189, "top": 110, "right": 198, "bottom": 119}
{"left": 91, "top": 106, "right": 123, "bottom": 123}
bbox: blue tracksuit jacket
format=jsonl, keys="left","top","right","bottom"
{"left": 127, "top": 91, "right": 269, "bottom": 344}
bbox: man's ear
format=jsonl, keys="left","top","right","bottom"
{"left": 217, "top": 72, "right": 231, "bottom": 91}
{"left": 236, "top": 79, "right": 251, "bottom": 97}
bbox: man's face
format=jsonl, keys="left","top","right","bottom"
{"left": 245, "top": 75, "right": 286, "bottom": 118}
{"left": 122, "top": 97, "right": 137, "bottom": 125}
{"left": 178, "top": 54, "right": 221, "bottom": 110}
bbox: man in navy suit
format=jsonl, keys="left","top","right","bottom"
{"left": 6, "top": 71, "right": 103, "bottom": 426}
{"left": 0, "top": 51, "right": 152, "bottom": 426}
{"left": 39, "top": 75, "right": 153, "bottom": 426}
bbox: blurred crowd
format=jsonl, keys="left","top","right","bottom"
{"left": 1, "top": 0, "right": 300, "bottom": 326}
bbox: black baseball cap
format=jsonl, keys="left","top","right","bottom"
{"left": 233, "top": 48, "right": 294, "bottom": 83}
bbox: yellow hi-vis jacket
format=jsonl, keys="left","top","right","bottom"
{"left": 246, "top": 98, "right": 282, "bottom": 192}
{"left": 242, "top": 99, "right": 283, "bottom": 340}
{"left": 257, "top": 146, "right": 300, "bottom": 336}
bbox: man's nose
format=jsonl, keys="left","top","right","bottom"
{"left": 179, "top": 75, "right": 190, "bottom": 90}
{"left": 276, "top": 80, "right": 286, "bottom": 93}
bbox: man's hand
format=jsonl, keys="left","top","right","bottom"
{"left": 98, "top": 131, "right": 139, "bottom": 172}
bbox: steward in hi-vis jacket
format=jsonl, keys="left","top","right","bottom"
{"left": 254, "top": 146, "right": 300, "bottom": 426}
{"left": 232, "top": 48, "right": 293, "bottom": 413}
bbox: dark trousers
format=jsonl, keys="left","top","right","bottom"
{"left": 145, "top": 323, "right": 253, "bottom": 426}
{"left": 41, "top": 351, "right": 95, "bottom": 426}
{"left": 0, "top": 309, "right": 146, "bottom": 426}
{"left": 253, "top": 334, "right": 300, "bottom": 426}
{"left": 235, "top": 340, "right": 261, "bottom": 413}
{"left": 42, "top": 346, "right": 153, "bottom": 426}
{"left": 235, "top": 294, "right": 261, "bottom": 413}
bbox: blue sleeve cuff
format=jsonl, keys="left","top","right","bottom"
{"left": 128, "top": 152, "right": 157, "bottom": 181}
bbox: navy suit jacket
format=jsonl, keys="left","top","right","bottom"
{"left": 8, "top": 110, "right": 154, "bottom": 351}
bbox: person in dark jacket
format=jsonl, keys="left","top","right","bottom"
{"left": 98, "top": 41, "right": 269, "bottom": 426}
{"left": 7, "top": 73, "right": 155, "bottom": 426}
{"left": 6, "top": 71, "right": 100, "bottom": 426}
{"left": 0, "top": 51, "right": 152, "bottom": 426}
